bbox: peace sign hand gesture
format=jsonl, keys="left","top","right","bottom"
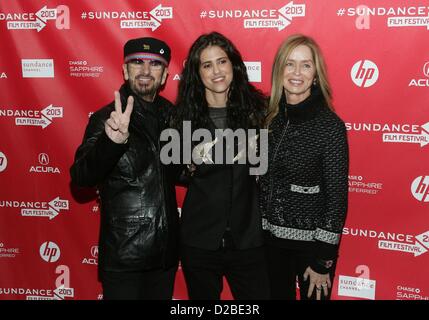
{"left": 105, "top": 91, "right": 134, "bottom": 144}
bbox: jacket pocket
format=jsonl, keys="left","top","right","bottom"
{"left": 107, "top": 215, "right": 161, "bottom": 265}
{"left": 109, "top": 216, "right": 151, "bottom": 235}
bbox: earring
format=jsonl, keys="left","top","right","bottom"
{"left": 313, "top": 78, "right": 317, "bottom": 86}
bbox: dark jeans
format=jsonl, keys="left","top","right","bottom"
{"left": 265, "top": 245, "right": 336, "bottom": 300}
{"left": 101, "top": 265, "right": 177, "bottom": 300}
{"left": 180, "top": 245, "right": 270, "bottom": 300}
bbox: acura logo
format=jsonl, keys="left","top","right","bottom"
{"left": 423, "top": 62, "right": 429, "bottom": 78}
{"left": 90, "top": 246, "right": 98, "bottom": 258}
{"left": 38, "top": 153, "right": 49, "bottom": 165}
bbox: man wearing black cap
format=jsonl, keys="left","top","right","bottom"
{"left": 70, "top": 37, "right": 179, "bottom": 299}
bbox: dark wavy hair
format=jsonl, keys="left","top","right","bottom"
{"left": 172, "top": 31, "right": 266, "bottom": 131}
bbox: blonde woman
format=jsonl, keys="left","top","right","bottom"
{"left": 259, "top": 34, "right": 349, "bottom": 300}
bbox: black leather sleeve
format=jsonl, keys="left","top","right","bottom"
{"left": 70, "top": 108, "right": 129, "bottom": 187}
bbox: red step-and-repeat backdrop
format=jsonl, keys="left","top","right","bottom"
{"left": 0, "top": 0, "right": 428, "bottom": 300}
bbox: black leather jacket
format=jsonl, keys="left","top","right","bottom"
{"left": 70, "top": 84, "right": 179, "bottom": 274}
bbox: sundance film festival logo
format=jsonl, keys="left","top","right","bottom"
{"left": 29, "top": 153, "right": 61, "bottom": 174}
{"left": 200, "top": 1, "right": 305, "bottom": 31}
{"left": 336, "top": 5, "right": 429, "bottom": 30}
{"left": 0, "top": 152, "right": 7, "bottom": 172}
{"left": 0, "top": 197, "right": 69, "bottom": 220}
{"left": 0, "top": 265, "right": 74, "bottom": 300}
{"left": 387, "top": 10, "right": 429, "bottom": 30}
{"left": 40, "top": 241, "right": 60, "bottom": 263}
{"left": 1, "top": 5, "right": 70, "bottom": 32}
{"left": 409, "top": 62, "right": 429, "bottom": 87}
{"left": 378, "top": 231, "right": 429, "bottom": 257}
{"left": 81, "top": 4, "right": 172, "bottom": 30}
{"left": 383, "top": 122, "right": 429, "bottom": 147}
{"left": 344, "top": 227, "right": 429, "bottom": 257}
{"left": 351, "top": 60, "right": 379, "bottom": 87}
{"left": 411, "top": 176, "right": 429, "bottom": 202}
{"left": 0, "top": 104, "right": 63, "bottom": 129}
{"left": 30, "top": 265, "right": 75, "bottom": 300}
{"left": 346, "top": 122, "right": 429, "bottom": 147}
{"left": 22, "top": 265, "right": 74, "bottom": 300}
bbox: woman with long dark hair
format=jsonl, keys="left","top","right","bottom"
{"left": 172, "top": 31, "right": 269, "bottom": 300}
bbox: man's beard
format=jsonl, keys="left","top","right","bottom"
{"left": 129, "top": 76, "right": 161, "bottom": 102}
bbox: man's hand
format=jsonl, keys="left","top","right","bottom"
{"left": 303, "top": 266, "right": 331, "bottom": 300}
{"left": 105, "top": 91, "right": 134, "bottom": 144}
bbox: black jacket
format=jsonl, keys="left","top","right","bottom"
{"left": 259, "top": 89, "right": 349, "bottom": 274}
{"left": 70, "top": 84, "right": 179, "bottom": 274}
{"left": 180, "top": 122, "right": 263, "bottom": 251}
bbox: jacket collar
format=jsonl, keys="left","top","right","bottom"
{"left": 279, "top": 86, "right": 324, "bottom": 124}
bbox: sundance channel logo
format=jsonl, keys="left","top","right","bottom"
{"left": 338, "top": 276, "right": 376, "bottom": 300}
{"left": 22, "top": 59, "right": 54, "bottom": 78}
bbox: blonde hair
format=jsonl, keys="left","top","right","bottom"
{"left": 265, "top": 34, "right": 332, "bottom": 128}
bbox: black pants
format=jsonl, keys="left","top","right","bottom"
{"left": 181, "top": 245, "right": 270, "bottom": 300}
{"left": 101, "top": 265, "right": 177, "bottom": 300}
{"left": 265, "top": 245, "right": 336, "bottom": 300}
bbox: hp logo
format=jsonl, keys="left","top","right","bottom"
{"left": 40, "top": 241, "right": 61, "bottom": 262}
{"left": 411, "top": 176, "right": 429, "bottom": 202}
{"left": 351, "top": 60, "right": 379, "bottom": 88}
